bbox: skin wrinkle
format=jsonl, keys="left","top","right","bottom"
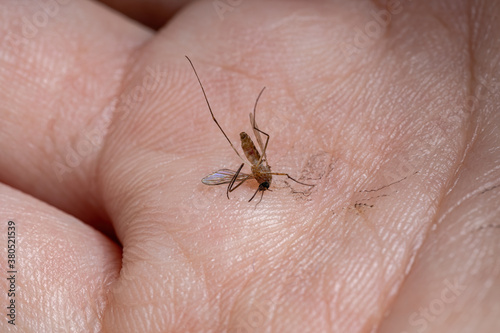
{"left": 480, "top": 183, "right": 500, "bottom": 194}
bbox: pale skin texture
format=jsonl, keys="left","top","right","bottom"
{"left": 0, "top": 0, "right": 499, "bottom": 332}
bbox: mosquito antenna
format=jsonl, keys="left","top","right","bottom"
{"left": 185, "top": 56, "right": 245, "bottom": 162}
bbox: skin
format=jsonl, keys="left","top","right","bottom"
{"left": 0, "top": 0, "right": 499, "bottom": 332}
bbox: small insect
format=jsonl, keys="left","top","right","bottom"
{"left": 186, "top": 56, "right": 314, "bottom": 203}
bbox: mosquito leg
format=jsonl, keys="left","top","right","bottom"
{"left": 227, "top": 163, "right": 245, "bottom": 199}
{"left": 269, "top": 172, "right": 315, "bottom": 187}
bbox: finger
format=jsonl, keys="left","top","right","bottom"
{"left": 0, "top": 183, "right": 121, "bottom": 332}
{"left": 0, "top": 0, "right": 152, "bottom": 231}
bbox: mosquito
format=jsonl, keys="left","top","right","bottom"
{"left": 186, "top": 56, "right": 314, "bottom": 203}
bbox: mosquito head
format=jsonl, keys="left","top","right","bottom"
{"left": 259, "top": 181, "right": 270, "bottom": 191}
{"left": 249, "top": 181, "right": 271, "bottom": 202}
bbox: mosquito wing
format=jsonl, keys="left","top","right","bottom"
{"left": 202, "top": 169, "right": 253, "bottom": 185}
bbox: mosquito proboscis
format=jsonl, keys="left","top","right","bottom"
{"left": 186, "top": 56, "right": 314, "bottom": 203}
